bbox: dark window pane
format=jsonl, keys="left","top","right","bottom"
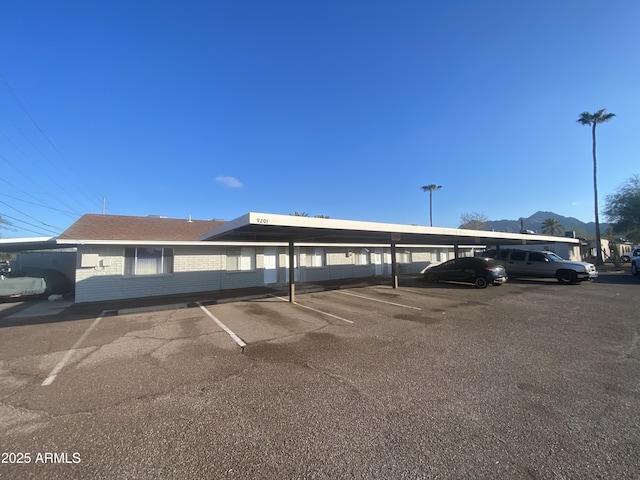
{"left": 124, "top": 248, "right": 135, "bottom": 275}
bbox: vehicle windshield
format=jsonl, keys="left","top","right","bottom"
{"left": 546, "top": 252, "right": 564, "bottom": 262}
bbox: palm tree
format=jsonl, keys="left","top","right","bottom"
{"left": 541, "top": 218, "right": 563, "bottom": 236}
{"left": 421, "top": 184, "right": 442, "bottom": 226}
{"left": 577, "top": 109, "right": 616, "bottom": 265}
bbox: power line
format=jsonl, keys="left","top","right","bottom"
{"left": 0, "top": 152, "right": 82, "bottom": 215}
{"left": 0, "top": 72, "right": 103, "bottom": 211}
{"left": 0, "top": 212, "right": 60, "bottom": 236}
{"left": 0, "top": 200, "right": 63, "bottom": 232}
{"left": 0, "top": 190, "right": 77, "bottom": 216}
{"left": 0, "top": 220, "right": 53, "bottom": 237}
{"left": 0, "top": 127, "right": 92, "bottom": 212}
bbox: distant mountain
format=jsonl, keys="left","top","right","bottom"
{"left": 483, "top": 211, "right": 610, "bottom": 237}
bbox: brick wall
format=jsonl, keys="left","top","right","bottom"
{"left": 73, "top": 244, "right": 475, "bottom": 303}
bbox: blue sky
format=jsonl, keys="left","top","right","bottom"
{"left": 0, "top": 0, "right": 638, "bottom": 238}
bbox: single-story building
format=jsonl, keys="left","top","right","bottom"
{"left": 1, "top": 212, "right": 582, "bottom": 304}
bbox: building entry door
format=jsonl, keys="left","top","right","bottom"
{"left": 373, "top": 248, "right": 383, "bottom": 275}
{"left": 263, "top": 248, "right": 278, "bottom": 284}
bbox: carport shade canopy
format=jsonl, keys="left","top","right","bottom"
{"left": 201, "top": 212, "right": 580, "bottom": 302}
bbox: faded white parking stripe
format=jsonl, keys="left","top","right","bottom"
{"left": 42, "top": 311, "right": 107, "bottom": 386}
{"left": 197, "top": 302, "right": 247, "bottom": 349}
{"left": 332, "top": 290, "right": 421, "bottom": 310}
{"left": 268, "top": 294, "right": 354, "bottom": 324}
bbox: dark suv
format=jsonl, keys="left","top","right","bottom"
{"left": 423, "top": 257, "right": 507, "bottom": 288}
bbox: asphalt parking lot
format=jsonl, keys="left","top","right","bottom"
{"left": 1, "top": 272, "right": 639, "bottom": 479}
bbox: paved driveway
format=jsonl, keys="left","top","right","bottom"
{"left": 1, "top": 273, "right": 638, "bottom": 479}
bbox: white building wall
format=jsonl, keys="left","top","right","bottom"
{"left": 72, "top": 244, "right": 488, "bottom": 303}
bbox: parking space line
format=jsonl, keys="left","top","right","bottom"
{"left": 268, "top": 294, "right": 354, "bottom": 324}
{"left": 42, "top": 311, "right": 107, "bottom": 386}
{"left": 332, "top": 290, "right": 421, "bottom": 310}
{"left": 197, "top": 302, "right": 247, "bottom": 349}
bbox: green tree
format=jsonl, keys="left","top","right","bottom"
{"left": 541, "top": 217, "right": 563, "bottom": 236}
{"left": 289, "top": 212, "right": 330, "bottom": 218}
{"left": 459, "top": 212, "right": 488, "bottom": 230}
{"left": 577, "top": 108, "right": 616, "bottom": 265}
{"left": 603, "top": 174, "right": 640, "bottom": 243}
{"left": 421, "top": 184, "right": 442, "bottom": 227}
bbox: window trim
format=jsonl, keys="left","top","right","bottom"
{"left": 124, "top": 247, "right": 174, "bottom": 276}
{"left": 226, "top": 247, "right": 256, "bottom": 272}
{"left": 306, "top": 247, "right": 325, "bottom": 268}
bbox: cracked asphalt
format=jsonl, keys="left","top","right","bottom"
{"left": 0, "top": 272, "right": 639, "bottom": 479}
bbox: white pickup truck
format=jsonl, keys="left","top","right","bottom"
{"left": 622, "top": 248, "right": 640, "bottom": 264}
{"left": 480, "top": 249, "right": 598, "bottom": 284}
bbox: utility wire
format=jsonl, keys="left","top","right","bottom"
{"left": 0, "top": 152, "right": 82, "bottom": 215}
{"left": 0, "top": 127, "right": 92, "bottom": 212}
{"left": 0, "top": 190, "right": 77, "bottom": 216}
{"left": 0, "top": 200, "right": 62, "bottom": 232}
{"left": 0, "top": 212, "right": 60, "bottom": 235}
{"left": 0, "top": 72, "right": 103, "bottom": 211}
{"left": 0, "top": 176, "right": 60, "bottom": 208}
{"left": 0, "top": 221, "right": 52, "bottom": 237}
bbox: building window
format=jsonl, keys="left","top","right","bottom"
{"left": 396, "top": 250, "right": 411, "bottom": 264}
{"left": 355, "top": 248, "right": 370, "bottom": 265}
{"left": 306, "top": 248, "right": 324, "bottom": 267}
{"left": 124, "top": 248, "right": 173, "bottom": 275}
{"left": 226, "top": 247, "right": 255, "bottom": 271}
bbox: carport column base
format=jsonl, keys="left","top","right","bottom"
{"left": 391, "top": 242, "right": 399, "bottom": 289}
{"left": 288, "top": 241, "right": 295, "bottom": 303}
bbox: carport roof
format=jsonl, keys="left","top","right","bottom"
{"left": 200, "top": 212, "right": 580, "bottom": 246}
{"left": 0, "top": 237, "right": 59, "bottom": 252}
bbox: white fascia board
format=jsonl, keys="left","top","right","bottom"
{"left": 55, "top": 239, "right": 288, "bottom": 247}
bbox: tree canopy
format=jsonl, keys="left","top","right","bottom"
{"left": 576, "top": 109, "right": 616, "bottom": 128}
{"left": 289, "top": 212, "right": 330, "bottom": 218}
{"left": 541, "top": 218, "right": 563, "bottom": 236}
{"left": 459, "top": 212, "right": 488, "bottom": 230}
{"left": 603, "top": 175, "right": 640, "bottom": 242}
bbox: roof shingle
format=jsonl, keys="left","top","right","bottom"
{"left": 58, "top": 214, "right": 224, "bottom": 241}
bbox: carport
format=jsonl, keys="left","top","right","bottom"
{"left": 201, "top": 212, "right": 580, "bottom": 302}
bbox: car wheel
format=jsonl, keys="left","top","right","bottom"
{"left": 621, "top": 255, "right": 630, "bottom": 263}
{"left": 632, "top": 262, "right": 639, "bottom": 276}
{"left": 427, "top": 272, "right": 438, "bottom": 283}
{"left": 556, "top": 270, "right": 578, "bottom": 284}
{"left": 474, "top": 277, "right": 488, "bottom": 289}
